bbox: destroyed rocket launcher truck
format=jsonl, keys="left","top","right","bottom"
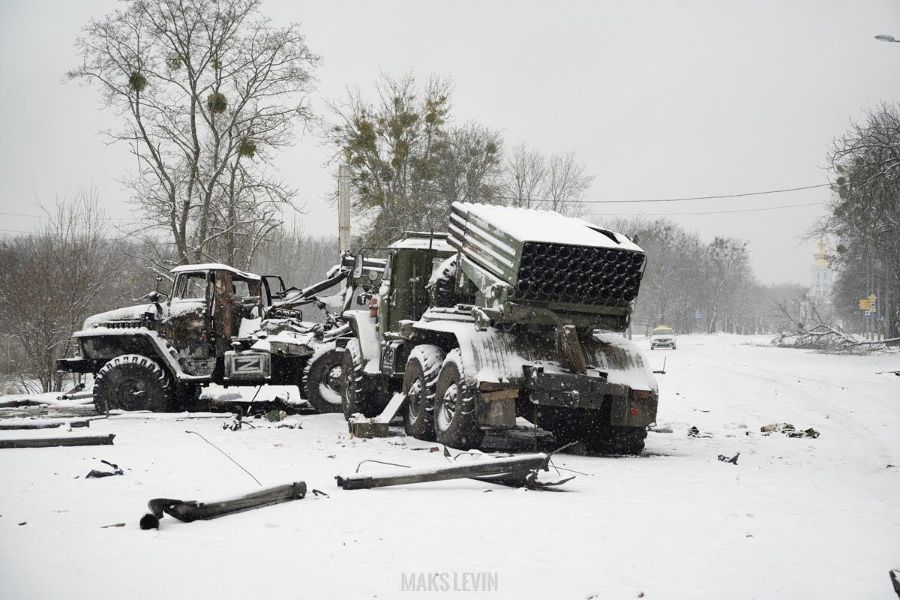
{"left": 338, "top": 202, "right": 659, "bottom": 453}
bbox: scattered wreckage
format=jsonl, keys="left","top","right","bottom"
{"left": 140, "top": 481, "right": 308, "bottom": 530}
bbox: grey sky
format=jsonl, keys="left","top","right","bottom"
{"left": 1, "top": 0, "right": 898, "bottom": 284}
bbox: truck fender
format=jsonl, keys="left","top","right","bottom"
{"left": 341, "top": 310, "right": 380, "bottom": 365}
{"left": 73, "top": 328, "right": 195, "bottom": 382}
{"left": 409, "top": 321, "right": 481, "bottom": 381}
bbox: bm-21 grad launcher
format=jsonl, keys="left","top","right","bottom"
{"left": 338, "top": 201, "right": 658, "bottom": 453}
{"left": 447, "top": 201, "right": 647, "bottom": 331}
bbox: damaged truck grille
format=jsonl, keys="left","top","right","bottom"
{"left": 515, "top": 243, "right": 645, "bottom": 305}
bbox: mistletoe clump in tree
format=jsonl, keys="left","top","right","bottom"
{"left": 70, "top": 0, "right": 318, "bottom": 266}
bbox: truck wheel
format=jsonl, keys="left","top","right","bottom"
{"left": 584, "top": 426, "right": 647, "bottom": 455}
{"left": 93, "top": 354, "right": 173, "bottom": 413}
{"left": 340, "top": 339, "right": 378, "bottom": 419}
{"left": 304, "top": 345, "right": 344, "bottom": 414}
{"left": 433, "top": 349, "right": 484, "bottom": 450}
{"left": 402, "top": 345, "right": 445, "bottom": 441}
{"left": 536, "top": 407, "right": 582, "bottom": 446}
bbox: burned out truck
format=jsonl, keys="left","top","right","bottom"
{"left": 57, "top": 261, "right": 381, "bottom": 414}
{"left": 338, "top": 202, "right": 659, "bottom": 453}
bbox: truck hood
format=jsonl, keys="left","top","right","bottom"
{"left": 83, "top": 304, "right": 155, "bottom": 329}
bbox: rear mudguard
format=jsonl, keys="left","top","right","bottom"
{"left": 413, "top": 318, "right": 658, "bottom": 428}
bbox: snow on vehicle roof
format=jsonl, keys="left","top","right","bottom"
{"left": 170, "top": 263, "right": 261, "bottom": 280}
{"left": 455, "top": 202, "right": 643, "bottom": 251}
{"left": 389, "top": 234, "right": 455, "bottom": 252}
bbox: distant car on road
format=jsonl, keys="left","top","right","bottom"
{"left": 650, "top": 325, "right": 676, "bottom": 350}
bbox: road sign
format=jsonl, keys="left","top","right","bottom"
{"left": 859, "top": 298, "right": 875, "bottom": 311}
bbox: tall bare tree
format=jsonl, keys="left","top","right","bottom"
{"left": 69, "top": 0, "right": 317, "bottom": 264}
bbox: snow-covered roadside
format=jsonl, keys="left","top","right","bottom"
{"left": 0, "top": 334, "right": 898, "bottom": 600}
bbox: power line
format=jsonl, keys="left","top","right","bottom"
{"left": 579, "top": 183, "right": 830, "bottom": 203}
{"left": 0, "top": 210, "right": 45, "bottom": 218}
{"left": 0, "top": 210, "right": 139, "bottom": 221}
{"left": 585, "top": 201, "right": 823, "bottom": 217}
{"left": 499, "top": 183, "right": 830, "bottom": 205}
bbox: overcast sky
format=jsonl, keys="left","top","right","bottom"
{"left": 1, "top": 0, "right": 899, "bottom": 284}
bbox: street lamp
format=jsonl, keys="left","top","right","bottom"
{"left": 875, "top": 34, "right": 900, "bottom": 43}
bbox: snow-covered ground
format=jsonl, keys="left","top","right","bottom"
{"left": 1, "top": 334, "right": 898, "bottom": 599}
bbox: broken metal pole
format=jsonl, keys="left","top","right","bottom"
{"left": 336, "top": 453, "right": 551, "bottom": 490}
{"left": 0, "top": 433, "right": 114, "bottom": 449}
{"left": 0, "top": 419, "right": 91, "bottom": 430}
{"left": 141, "top": 481, "right": 307, "bottom": 529}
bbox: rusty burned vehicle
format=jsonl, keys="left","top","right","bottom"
{"left": 56, "top": 261, "right": 378, "bottom": 414}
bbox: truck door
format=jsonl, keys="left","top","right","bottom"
{"left": 164, "top": 270, "right": 215, "bottom": 374}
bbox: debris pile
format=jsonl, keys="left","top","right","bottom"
{"left": 85, "top": 460, "right": 124, "bottom": 479}
{"left": 760, "top": 423, "right": 820, "bottom": 439}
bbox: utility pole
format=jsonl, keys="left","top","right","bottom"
{"left": 338, "top": 165, "right": 351, "bottom": 254}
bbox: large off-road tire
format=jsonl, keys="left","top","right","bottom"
{"left": 433, "top": 349, "right": 484, "bottom": 450}
{"left": 93, "top": 354, "right": 173, "bottom": 413}
{"left": 402, "top": 345, "right": 445, "bottom": 441}
{"left": 340, "top": 338, "right": 378, "bottom": 419}
{"left": 304, "top": 345, "right": 344, "bottom": 414}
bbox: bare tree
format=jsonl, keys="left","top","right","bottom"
{"left": 69, "top": 0, "right": 318, "bottom": 264}
{"left": 0, "top": 193, "right": 120, "bottom": 392}
{"left": 501, "top": 147, "right": 593, "bottom": 216}
{"left": 502, "top": 145, "right": 547, "bottom": 209}
{"left": 544, "top": 152, "right": 594, "bottom": 217}
{"left": 702, "top": 237, "right": 751, "bottom": 333}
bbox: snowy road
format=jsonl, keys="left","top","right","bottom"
{"left": 1, "top": 335, "right": 898, "bottom": 599}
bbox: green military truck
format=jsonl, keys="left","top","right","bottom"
{"left": 337, "top": 202, "right": 659, "bottom": 453}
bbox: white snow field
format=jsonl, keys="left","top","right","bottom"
{"left": 1, "top": 334, "right": 898, "bottom": 599}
